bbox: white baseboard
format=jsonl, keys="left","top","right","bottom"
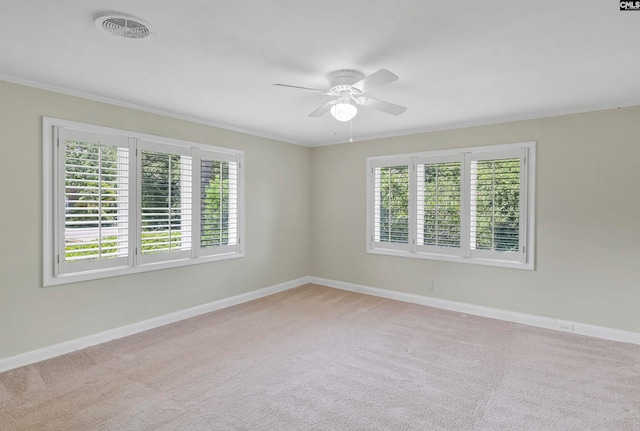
{"left": 309, "top": 277, "right": 640, "bottom": 346}
{"left": 0, "top": 277, "right": 311, "bottom": 373}
{"left": 3, "top": 275, "right": 638, "bottom": 374}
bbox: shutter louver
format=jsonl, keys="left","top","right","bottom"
{"left": 374, "top": 165, "right": 409, "bottom": 245}
{"left": 367, "top": 143, "right": 532, "bottom": 269}
{"left": 200, "top": 159, "right": 238, "bottom": 248}
{"left": 63, "top": 140, "right": 129, "bottom": 265}
{"left": 417, "top": 161, "right": 461, "bottom": 248}
{"left": 46, "top": 119, "right": 245, "bottom": 286}
{"left": 470, "top": 158, "right": 521, "bottom": 253}
{"left": 140, "top": 150, "right": 192, "bottom": 255}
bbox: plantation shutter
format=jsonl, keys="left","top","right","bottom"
{"left": 137, "top": 141, "right": 192, "bottom": 264}
{"left": 469, "top": 148, "right": 527, "bottom": 262}
{"left": 372, "top": 159, "right": 411, "bottom": 251}
{"left": 57, "top": 127, "right": 131, "bottom": 275}
{"left": 366, "top": 142, "right": 533, "bottom": 269}
{"left": 45, "top": 118, "right": 247, "bottom": 286}
{"left": 195, "top": 149, "right": 240, "bottom": 257}
{"left": 416, "top": 155, "right": 463, "bottom": 256}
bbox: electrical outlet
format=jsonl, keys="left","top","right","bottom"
{"left": 555, "top": 320, "right": 575, "bottom": 332}
{"left": 426, "top": 280, "right": 434, "bottom": 292}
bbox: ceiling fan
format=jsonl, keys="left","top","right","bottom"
{"left": 274, "top": 69, "right": 407, "bottom": 122}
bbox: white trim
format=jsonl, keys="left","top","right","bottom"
{"left": 309, "top": 277, "right": 640, "bottom": 346}
{"left": 43, "top": 117, "right": 246, "bottom": 286}
{"left": 366, "top": 141, "right": 535, "bottom": 162}
{"left": 365, "top": 248, "right": 529, "bottom": 270}
{"left": 0, "top": 277, "right": 311, "bottom": 373}
{"left": 366, "top": 141, "right": 535, "bottom": 270}
{"left": 45, "top": 252, "right": 245, "bottom": 287}
{"left": 3, "top": 275, "right": 639, "bottom": 373}
{"left": 1, "top": 74, "right": 303, "bottom": 147}
{"left": 5, "top": 73, "right": 640, "bottom": 148}
{"left": 312, "top": 102, "right": 640, "bottom": 147}
{"left": 44, "top": 117, "right": 245, "bottom": 155}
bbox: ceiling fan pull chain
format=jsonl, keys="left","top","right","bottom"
{"left": 349, "top": 119, "right": 354, "bottom": 143}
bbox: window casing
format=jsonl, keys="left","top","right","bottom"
{"left": 367, "top": 142, "right": 535, "bottom": 270}
{"left": 43, "top": 118, "right": 244, "bottom": 286}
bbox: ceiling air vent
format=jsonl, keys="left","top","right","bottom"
{"left": 95, "top": 13, "right": 154, "bottom": 39}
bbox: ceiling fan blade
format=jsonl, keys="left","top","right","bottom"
{"left": 272, "top": 83, "right": 328, "bottom": 94}
{"left": 351, "top": 69, "right": 399, "bottom": 93}
{"left": 355, "top": 96, "right": 407, "bottom": 116}
{"left": 308, "top": 100, "right": 335, "bottom": 117}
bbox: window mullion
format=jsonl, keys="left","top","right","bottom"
{"left": 135, "top": 142, "right": 143, "bottom": 264}
{"left": 409, "top": 158, "right": 417, "bottom": 253}
{"left": 519, "top": 151, "right": 528, "bottom": 259}
{"left": 129, "top": 138, "right": 138, "bottom": 267}
{"left": 167, "top": 155, "right": 173, "bottom": 251}
{"left": 219, "top": 161, "right": 224, "bottom": 245}
{"left": 54, "top": 127, "right": 63, "bottom": 277}
{"left": 389, "top": 171, "right": 392, "bottom": 241}
{"left": 97, "top": 146, "right": 103, "bottom": 259}
{"left": 191, "top": 149, "right": 200, "bottom": 258}
{"left": 461, "top": 152, "right": 471, "bottom": 258}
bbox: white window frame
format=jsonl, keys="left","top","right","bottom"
{"left": 137, "top": 139, "right": 194, "bottom": 265}
{"left": 43, "top": 117, "right": 245, "bottom": 286}
{"left": 415, "top": 153, "right": 465, "bottom": 258}
{"left": 371, "top": 157, "right": 413, "bottom": 251}
{"left": 193, "top": 149, "right": 241, "bottom": 258}
{"left": 366, "top": 141, "right": 535, "bottom": 270}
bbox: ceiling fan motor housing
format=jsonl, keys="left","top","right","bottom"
{"left": 328, "top": 70, "right": 364, "bottom": 95}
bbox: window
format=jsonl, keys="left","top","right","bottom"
{"left": 43, "top": 118, "right": 244, "bottom": 286}
{"left": 367, "top": 142, "right": 535, "bottom": 269}
{"left": 374, "top": 164, "right": 410, "bottom": 247}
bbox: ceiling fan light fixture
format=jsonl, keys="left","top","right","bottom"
{"left": 330, "top": 102, "right": 357, "bottom": 122}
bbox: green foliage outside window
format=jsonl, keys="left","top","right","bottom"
{"left": 64, "top": 142, "right": 121, "bottom": 229}
{"left": 377, "top": 166, "right": 409, "bottom": 243}
{"left": 473, "top": 159, "right": 520, "bottom": 252}
{"left": 375, "top": 158, "right": 520, "bottom": 253}
{"left": 66, "top": 231, "right": 182, "bottom": 259}
{"left": 422, "top": 162, "right": 461, "bottom": 247}
{"left": 201, "top": 160, "right": 231, "bottom": 247}
{"left": 140, "top": 151, "right": 187, "bottom": 254}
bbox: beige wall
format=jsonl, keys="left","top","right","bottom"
{"left": 0, "top": 82, "right": 312, "bottom": 358}
{"left": 311, "top": 107, "right": 640, "bottom": 333}
{"left": 2, "top": 79, "right": 639, "bottom": 361}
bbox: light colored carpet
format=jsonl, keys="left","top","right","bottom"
{"left": 1, "top": 284, "right": 639, "bottom": 430}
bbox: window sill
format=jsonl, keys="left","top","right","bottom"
{"left": 43, "top": 252, "right": 245, "bottom": 287}
{"left": 366, "top": 248, "right": 534, "bottom": 270}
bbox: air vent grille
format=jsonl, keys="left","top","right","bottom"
{"left": 95, "top": 14, "right": 154, "bottom": 39}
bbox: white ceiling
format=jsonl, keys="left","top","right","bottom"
{"left": 1, "top": 1, "right": 639, "bottom": 146}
